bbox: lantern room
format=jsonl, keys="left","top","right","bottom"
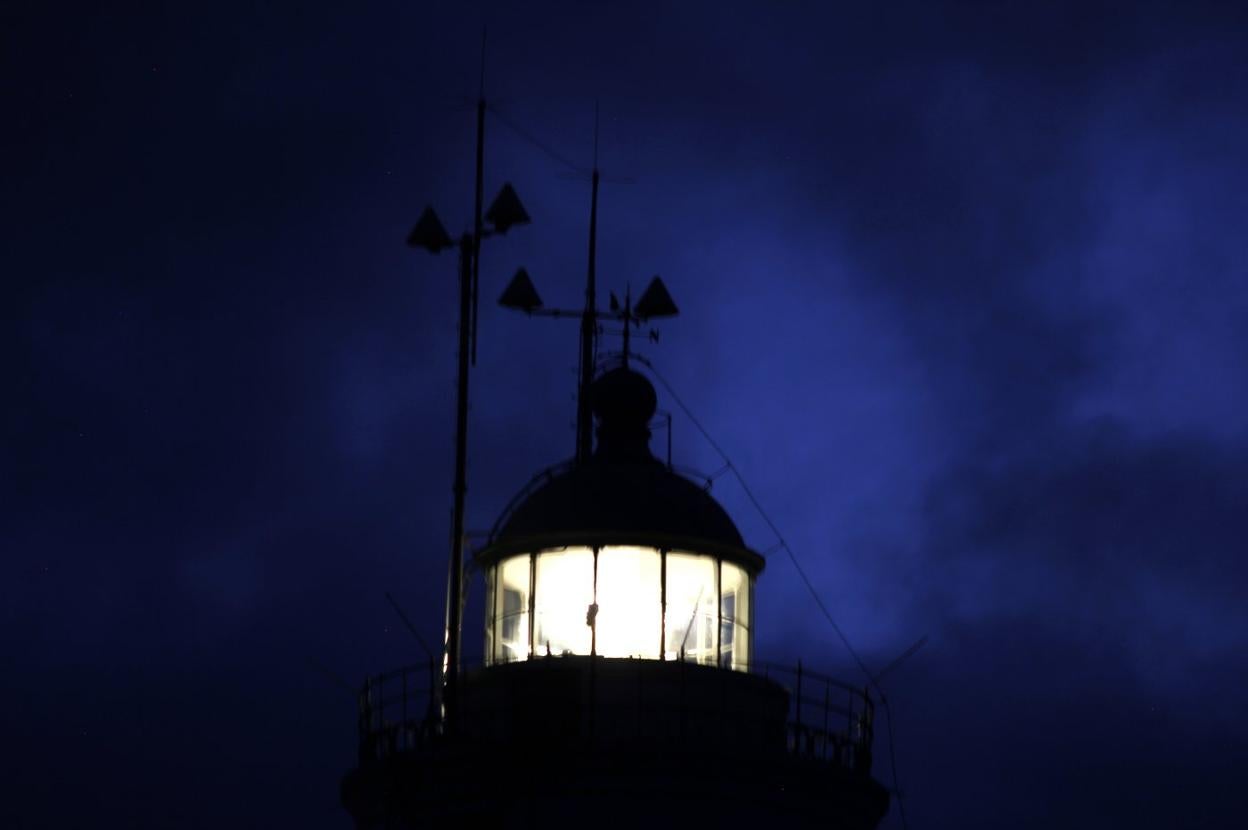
{"left": 474, "top": 364, "right": 764, "bottom": 671}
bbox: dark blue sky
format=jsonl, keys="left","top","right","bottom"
{"left": 6, "top": 1, "right": 1247, "bottom": 827}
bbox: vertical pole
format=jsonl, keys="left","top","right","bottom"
{"left": 715, "top": 558, "right": 722, "bottom": 667}
{"left": 470, "top": 29, "right": 485, "bottom": 366}
{"left": 443, "top": 233, "right": 473, "bottom": 731}
{"left": 590, "top": 547, "right": 599, "bottom": 656}
{"left": 589, "top": 550, "right": 599, "bottom": 744}
{"left": 577, "top": 167, "right": 600, "bottom": 463}
{"left": 659, "top": 549, "right": 667, "bottom": 660}
{"left": 527, "top": 552, "right": 537, "bottom": 657}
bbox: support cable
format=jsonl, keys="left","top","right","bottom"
{"left": 486, "top": 103, "right": 588, "bottom": 175}
{"left": 634, "top": 354, "right": 911, "bottom": 829}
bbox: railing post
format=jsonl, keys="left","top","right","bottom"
{"left": 357, "top": 680, "right": 369, "bottom": 764}
{"left": 865, "top": 689, "right": 875, "bottom": 745}
{"left": 794, "top": 660, "right": 803, "bottom": 754}
{"left": 637, "top": 658, "right": 643, "bottom": 739}
{"left": 426, "top": 657, "right": 437, "bottom": 731}
{"left": 856, "top": 686, "right": 873, "bottom": 774}
{"left": 847, "top": 688, "right": 854, "bottom": 740}
{"left": 679, "top": 655, "right": 687, "bottom": 741}
{"left": 822, "top": 682, "right": 830, "bottom": 760}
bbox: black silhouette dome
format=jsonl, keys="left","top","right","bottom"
{"left": 486, "top": 366, "right": 750, "bottom": 557}
{"left": 494, "top": 460, "right": 745, "bottom": 548}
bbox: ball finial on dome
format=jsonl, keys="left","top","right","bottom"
{"left": 590, "top": 367, "right": 658, "bottom": 461}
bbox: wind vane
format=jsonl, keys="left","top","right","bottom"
{"left": 500, "top": 272, "right": 679, "bottom": 353}
{"left": 498, "top": 263, "right": 679, "bottom": 461}
{"left": 496, "top": 104, "right": 679, "bottom": 464}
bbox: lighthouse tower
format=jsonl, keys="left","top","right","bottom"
{"left": 340, "top": 359, "right": 891, "bottom": 828}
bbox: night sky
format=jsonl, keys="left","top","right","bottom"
{"left": 7, "top": 1, "right": 1248, "bottom": 827}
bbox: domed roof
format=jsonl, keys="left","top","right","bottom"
{"left": 493, "top": 458, "right": 745, "bottom": 548}
{"left": 480, "top": 366, "right": 759, "bottom": 569}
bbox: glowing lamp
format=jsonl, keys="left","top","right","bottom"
{"left": 478, "top": 367, "right": 758, "bottom": 670}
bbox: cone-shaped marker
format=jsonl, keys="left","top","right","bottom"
{"left": 485, "top": 183, "right": 530, "bottom": 234}
{"left": 634, "top": 276, "right": 679, "bottom": 319}
{"left": 406, "top": 206, "right": 454, "bottom": 253}
{"left": 498, "top": 268, "right": 543, "bottom": 312}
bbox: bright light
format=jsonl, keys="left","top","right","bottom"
{"left": 664, "top": 553, "right": 716, "bottom": 663}
{"left": 495, "top": 555, "right": 531, "bottom": 661}
{"left": 535, "top": 548, "right": 593, "bottom": 655}
{"left": 597, "top": 547, "right": 661, "bottom": 658}
{"left": 487, "top": 546, "right": 752, "bottom": 670}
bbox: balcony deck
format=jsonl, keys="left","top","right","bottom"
{"left": 343, "top": 656, "right": 888, "bottom": 829}
{"left": 355, "top": 655, "right": 874, "bottom": 772}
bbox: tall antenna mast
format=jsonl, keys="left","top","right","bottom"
{"left": 407, "top": 28, "right": 532, "bottom": 728}
{"left": 470, "top": 27, "right": 486, "bottom": 366}
{"left": 576, "top": 102, "right": 601, "bottom": 463}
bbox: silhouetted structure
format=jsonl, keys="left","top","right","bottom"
{"left": 342, "top": 84, "right": 889, "bottom": 826}
{"left": 341, "top": 359, "right": 890, "bottom": 827}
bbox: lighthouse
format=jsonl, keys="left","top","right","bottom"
{"left": 341, "top": 356, "right": 891, "bottom": 827}
{"left": 340, "top": 90, "right": 892, "bottom": 827}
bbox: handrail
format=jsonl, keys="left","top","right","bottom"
{"left": 355, "top": 659, "right": 440, "bottom": 763}
{"left": 355, "top": 655, "right": 873, "bottom": 773}
{"left": 751, "top": 658, "right": 867, "bottom": 695}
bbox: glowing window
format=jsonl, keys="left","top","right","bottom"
{"left": 534, "top": 548, "right": 594, "bottom": 656}
{"left": 486, "top": 546, "right": 753, "bottom": 671}
{"left": 494, "top": 555, "right": 531, "bottom": 662}
{"left": 720, "top": 561, "right": 751, "bottom": 670}
{"left": 597, "top": 546, "right": 661, "bottom": 658}
{"left": 664, "top": 553, "right": 717, "bottom": 665}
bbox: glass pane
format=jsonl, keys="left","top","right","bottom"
{"left": 720, "top": 561, "right": 748, "bottom": 624}
{"left": 494, "top": 555, "right": 531, "bottom": 663}
{"left": 483, "top": 565, "right": 494, "bottom": 665}
{"left": 719, "top": 562, "right": 750, "bottom": 670}
{"left": 735, "top": 620, "right": 750, "bottom": 669}
{"left": 664, "top": 553, "right": 717, "bottom": 665}
{"left": 718, "top": 620, "right": 752, "bottom": 669}
{"left": 534, "top": 547, "right": 594, "bottom": 656}
{"left": 596, "top": 546, "right": 661, "bottom": 658}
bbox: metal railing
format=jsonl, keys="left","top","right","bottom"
{"left": 356, "top": 659, "right": 440, "bottom": 763}
{"left": 754, "top": 659, "right": 874, "bottom": 771}
{"left": 355, "top": 655, "right": 873, "bottom": 773}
